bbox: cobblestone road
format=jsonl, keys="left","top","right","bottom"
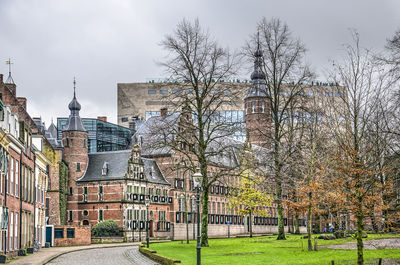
{"left": 46, "top": 246, "right": 158, "bottom": 265}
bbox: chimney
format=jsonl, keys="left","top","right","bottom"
{"left": 17, "top": 97, "right": 27, "bottom": 110}
{"left": 129, "top": 121, "right": 136, "bottom": 131}
{"left": 160, "top": 107, "right": 168, "bottom": 118}
{"left": 97, "top": 116, "right": 107, "bottom": 122}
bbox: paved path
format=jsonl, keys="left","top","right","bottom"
{"left": 8, "top": 243, "right": 157, "bottom": 265}
{"left": 46, "top": 246, "right": 158, "bottom": 265}
{"left": 325, "top": 238, "right": 400, "bottom": 250}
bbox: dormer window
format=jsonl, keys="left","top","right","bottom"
{"left": 102, "top": 162, "right": 109, "bottom": 176}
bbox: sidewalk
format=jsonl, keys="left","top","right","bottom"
{"left": 8, "top": 242, "right": 141, "bottom": 265}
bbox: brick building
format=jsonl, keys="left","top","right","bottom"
{"left": 0, "top": 73, "right": 60, "bottom": 258}
{"left": 61, "top": 90, "right": 172, "bottom": 240}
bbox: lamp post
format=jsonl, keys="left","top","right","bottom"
{"left": 193, "top": 168, "right": 203, "bottom": 265}
{"left": 191, "top": 195, "right": 196, "bottom": 240}
{"left": 145, "top": 196, "right": 150, "bottom": 248}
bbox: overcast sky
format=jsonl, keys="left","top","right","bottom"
{"left": 0, "top": 0, "right": 399, "bottom": 127}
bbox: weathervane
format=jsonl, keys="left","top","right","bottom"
{"left": 73, "top": 77, "right": 76, "bottom": 98}
{"left": 5, "top": 58, "right": 15, "bottom": 84}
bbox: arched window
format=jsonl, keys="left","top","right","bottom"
{"left": 261, "top": 101, "right": 265, "bottom": 113}
{"left": 251, "top": 101, "right": 256, "bottom": 113}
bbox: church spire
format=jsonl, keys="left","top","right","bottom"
{"left": 65, "top": 77, "right": 85, "bottom": 131}
{"left": 245, "top": 28, "right": 267, "bottom": 99}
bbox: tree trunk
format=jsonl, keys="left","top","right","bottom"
{"left": 249, "top": 210, "right": 253, "bottom": 237}
{"left": 274, "top": 123, "right": 286, "bottom": 240}
{"left": 277, "top": 198, "right": 285, "bottom": 240}
{"left": 294, "top": 213, "right": 300, "bottom": 234}
{"left": 370, "top": 214, "right": 378, "bottom": 233}
{"left": 201, "top": 187, "right": 209, "bottom": 247}
{"left": 356, "top": 201, "right": 364, "bottom": 265}
{"left": 307, "top": 199, "right": 313, "bottom": 251}
{"left": 314, "top": 215, "right": 320, "bottom": 234}
{"left": 186, "top": 211, "right": 189, "bottom": 244}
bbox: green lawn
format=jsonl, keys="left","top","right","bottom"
{"left": 149, "top": 234, "right": 400, "bottom": 265}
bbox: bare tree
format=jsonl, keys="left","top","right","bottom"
{"left": 246, "top": 18, "right": 314, "bottom": 240}
{"left": 381, "top": 29, "right": 400, "bottom": 81}
{"left": 327, "top": 31, "right": 392, "bottom": 265}
{"left": 147, "top": 18, "right": 240, "bottom": 247}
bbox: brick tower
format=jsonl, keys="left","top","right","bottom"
{"left": 244, "top": 33, "right": 271, "bottom": 148}
{"left": 62, "top": 79, "right": 88, "bottom": 225}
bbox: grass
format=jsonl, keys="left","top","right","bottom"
{"left": 149, "top": 233, "right": 400, "bottom": 265}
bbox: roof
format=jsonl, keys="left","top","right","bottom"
{"left": 77, "top": 149, "right": 170, "bottom": 185}
{"left": 132, "top": 112, "right": 272, "bottom": 170}
{"left": 131, "top": 113, "right": 179, "bottom": 156}
{"left": 65, "top": 93, "right": 86, "bottom": 132}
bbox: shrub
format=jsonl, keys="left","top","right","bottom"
{"left": 91, "top": 220, "right": 121, "bottom": 237}
{"left": 334, "top": 231, "right": 350, "bottom": 239}
{"left": 318, "top": 234, "right": 336, "bottom": 240}
{"left": 352, "top": 231, "right": 368, "bottom": 239}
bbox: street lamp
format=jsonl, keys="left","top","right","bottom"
{"left": 145, "top": 195, "right": 150, "bottom": 248}
{"left": 193, "top": 168, "right": 203, "bottom": 265}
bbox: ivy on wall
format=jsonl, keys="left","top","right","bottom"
{"left": 58, "top": 161, "right": 69, "bottom": 225}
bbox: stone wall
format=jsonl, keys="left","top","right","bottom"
{"left": 53, "top": 225, "right": 91, "bottom": 247}
{"left": 172, "top": 223, "right": 307, "bottom": 240}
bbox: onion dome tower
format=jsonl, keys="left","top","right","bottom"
{"left": 244, "top": 31, "right": 271, "bottom": 148}
{"left": 62, "top": 78, "right": 89, "bottom": 224}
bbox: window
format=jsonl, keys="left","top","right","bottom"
{"left": 83, "top": 139, "right": 86, "bottom": 148}
{"left": 14, "top": 213, "right": 18, "bottom": 249}
{"left": 261, "top": 101, "right": 265, "bottom": 113}
{"left": 65, "top": 138, "right": 69, "bottom": 147}
{"left": 99, "top": 209, "right": 103, "bottom": 221}
{"left": 185, "top": 90, "right": 193, "bottom": 94}
{"left": 172, "top": 90, "right": 180, "bottom": 94}
{"left": 9, "top": 212, "right": 13, "bottom": 250}
{"left": 121, "top": 117, "right": 128, "bottom": 122}
{"left": 99, "top": 186, "right": 103, "bottom": 201}
{"left": 46, "top": 198, "right": 49, "bottom": 217}
{"left": 147, "top": 90, "right": 156, "bottom": 94}
{"left": 69, "top": 187, "right": 73, "bottom": 196}
{"left": 15, "top": 160, "right": 19, "bottom": 197}
{"left": 67, "top": 228, "right": 75, "bottom": 238}
{"left": 83, "top": 210, "right": 89, "bottom": 216}
{"left": 55, "top": 228, "right": 64, "bottom": 238}
{"left": 10, "top": 157, "right": 14, "bottom": 195}
{"left": 252, "top": 101, "right": 256, "bottom": 113}
{"left": 76, "top": 163, "right": 81, "bottom": 172}
{"left": 159, "top": 90, "right": 168, "bottom": 94}
{"left": 83, "top": 187, "right": 88, "bottom": 202}
{"left": 68, "top": 211, "right": 73, "bottom": 222}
